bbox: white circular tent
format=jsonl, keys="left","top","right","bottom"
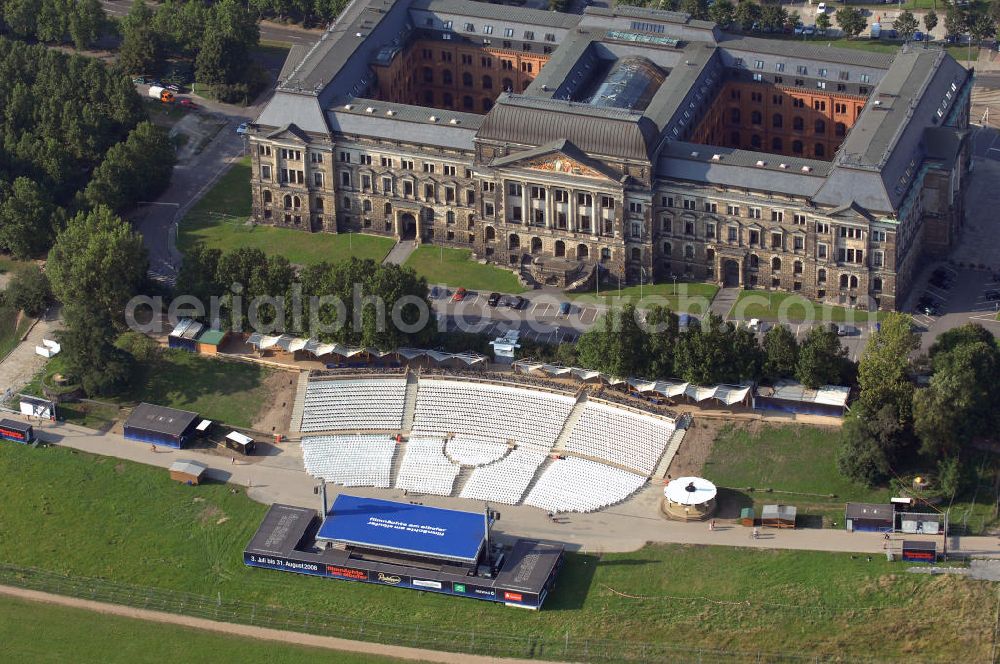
{"left": 662, "top": 476, "right": 718, "bottom": 521}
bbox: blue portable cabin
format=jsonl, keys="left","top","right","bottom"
{"left": 123, "top": 403, "right": 200, "bottom": 449}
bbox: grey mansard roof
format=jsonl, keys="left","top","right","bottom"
{"left": 478, "top": 94, "right": 661, "bottom": 161}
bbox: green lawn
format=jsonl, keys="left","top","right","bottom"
{"left": 0, "top": 254, "right": 31, "bottom": 275}
{"left": 731, "top": 290, "right": 889, "bottom": 323}
{"left": 404, "top": 245, "right": 526, "bottom": 293}
{"left": 128, "top": 350, "right": 272, "bottom": 429}
{"left": 703, "top": 424, "right": 892, "bottom": 525}
{"left": 0, "top": 443, "right": 992, "bottom": 661}
{"left": 572, "top": 280, "right": 718, "bottom": 313}
{"left": 0, "top": 595, "right": 411, "bottom": 664}
{"left": 178, "top": 158, "right": 395, "bottom": 265}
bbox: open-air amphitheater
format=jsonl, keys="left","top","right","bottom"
{"left": 292, "top": 371, "right": 689, "bottom": 514}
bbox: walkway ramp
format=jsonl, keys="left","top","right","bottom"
{"left": 401, "top": 372, "right": 419, "bottom": 434}
{"left": 551, "top": 392, "right": 588, "bottom": 453}
{"left": 383, "top": 240, "right": 417, "bottom": 266}
{"left": 288, "top": 371, "right": 310, "bottom": 433}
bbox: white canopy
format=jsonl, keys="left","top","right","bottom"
{"left": 664, "top": 477, "right": 718, "bottom": 506}
{"left": 226, "top": 431, "right": 253, "bottom": 446}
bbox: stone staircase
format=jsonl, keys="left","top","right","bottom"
{"left": 551, "top": 392, "right": 588, "bottom": 453}
{"left": 652, "top": 426, "right": 688, "bottom": 480}
{"left": 388, "top": 438, "right": 408, "bottom": 488}
{"left": 519, "top": 455, "right": 557, "bottom": 502}
{"left": 452, "top": 464, "right": 477, "bottom": 497}
{"left": 401, "top": 372, "right": 419, "bottom": 434}
{"left": 288, "top": 370, "right": 310, "bottom": 433}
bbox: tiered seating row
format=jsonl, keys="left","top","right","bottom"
{"left": 301, "top": 434, "right": 396, "bottom": 488}
{"left": 459, "top": 448, "right": 548, "bottom": 505}
{"left": 301, "top": 378, "right": 406, "bottom": 431}
{"left": 524, "top": 457, "right": 647, "bottom": 513}
{"left": 411, "top": 379, "right": 574, "bottom": 451}
{"left": 394, "top": 437, "right": 459, "bottom": 496}
{"left": 445, "top": 438, "right": 509, "bottom": 466}
{"left": 563, "top": 402, "right": 675, "bottom": 474}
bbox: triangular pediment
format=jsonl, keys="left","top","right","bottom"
{"left": 825, "top": 201, "right": 874, "bottom": 222}
{"left": 265, "top": 123, "right": 312, "bottom": 144}
{"left": 491, "top": 139, "right": 623, "bottom": 182}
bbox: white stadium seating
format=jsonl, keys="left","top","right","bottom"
{"left": 563, "top": 402, "right": 675, "bottom": 474}
{"left": 459, "top": 447, "right": 548, "bottom": 505}
{"left": 524, "top": 457, "right": 647, "bottom": 513}
{"left": 411, "top": 379, "right": 574, "bottom": 451}
{"left": 394, "top": 437, "right": 460, "bottom": 496}
{"left": 301, "top": 378, "right": 406, "bottom": 431}
{"left": 444, "top": 438, "right": 509, "bottom": 466}
{"left": 301, "top": 434, "right": 396, "bottom": 488}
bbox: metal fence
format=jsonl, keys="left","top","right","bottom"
{"left": 0, "top": 562, "right": 906, "bottom": 664}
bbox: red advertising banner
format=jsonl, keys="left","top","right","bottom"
{"left": 327, "top": 565, "right": 369, "bottom": 580}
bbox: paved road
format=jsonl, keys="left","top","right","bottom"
{"left": 22, "top": 417, "right": 996, "bottom": 557}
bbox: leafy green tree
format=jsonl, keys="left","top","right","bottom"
{"left": 69, "top": 0, "right": 106, "bottom": 50}
{"left": 924, "top": 10, "right": 938, "bottom": 35}
{"left": 679, "top": 0, "right": 709, "bottom": 21}
{"left": 59, "top": 303, "right": 133, "bottom": 396}
{"left": 761, "top": 324, "right": 798, "bottom": 382}
{"left": 115, "top": 329, "right": 161, "bottom": 364}
{"left": 577, "top": 304, "right": 647, "bottom": 378}
{"left": 197, "top": 0, "right": 259, "bottom": 86}
{"left": 0, "top": 177, "right": 60, "bottom": 258}
{"left": 856, "top": 312, "right": 918, "bottom": 423}
{"left": 796, "top": 324, "right": 847, "bottom": 389}
{"left": 944, "top": 6, "right": 966, "bottom": 40}
{"left": 835, "top": 7, "right": 866, "bottom": 38}
{"left": 734, "top": 0, "right": 761, "bottom": 31}
{"left": 85, "top": 122, "right": 175, "bottom": 212}
{"left": 837, "top": 412, "right": 893, "bottom": 487}
{"left": 816, "top": 12, "right": 831, "bottom": 33}
{"left": 760, "top": 4, "right": 787, "bottom": 32}
{"left": 175, "top": 245, "right": 222, "bottom": 312}
{"left": 118, "top": 0, "right": 163, "bottom": 75}
{"left": 674, "top": 313, "right": 761, "bottom": 385}
{"left": 709, "top": 0, "right": 735, "bottom": 27}
{"left": 644, "top": 304, "right": 680, "bottom": 379}
{"left": 968, "top": 10, "right": 996, "bottom": 45}
{"left": 47, "top": 206, "right": 148, "bottom": 326}
{"left": 35, "top": 0, "right": 68, "bottom": 43}
{"left": 6, "top": 264, "right": 53, "bottom": 317}
{"left": 895, "top": 10, "right": 919, "bottom": 41}
{"left": 2, "top": 0, "right": 37, "bottom": 39}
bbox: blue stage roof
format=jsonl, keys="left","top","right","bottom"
{"left": 317, "top": 495, "right": 487, "bottom": 564}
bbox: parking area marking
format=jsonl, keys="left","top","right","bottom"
{"left": 579, "top": 307, "right": 599, "bottom": 325}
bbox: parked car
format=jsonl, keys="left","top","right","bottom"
{"left": 794, "top": 23, "right": 804, "bottom": 35}
{"left": 487, "top": 292, "right": 501, "bottom": 307}
{"left": 508, "top": 295, "right": 527, "bottom": 310}
{"left": 913, "top": 31, "right": 924, "bottom": 42}
{"left": 452, "top": 287, "right": 468, "bottom": 302}
{"left": 179, "top": 99, "right": 198, "bottom": 109}
{"left": 559, "top": 302, "right": 571, "bottom": 316}
{"left": 430, "top": 286, "right": 443, "bottom": 298}
{"left": 803, "top": 24, "right": 816, "bottom": 36}
{"left": 817, "top": 2, "right": 827, "bottom": 12}
{"left": 921, "top": 302, "right": 940, "bottom": 316}
{"left": 836, "top": 324, "right": 859, "bottom": 337}
{"left": 165, "top": 83, "right": 181, "bottom": 92}
{"left": 236, "top": 122, "right": 250, "bottom": 135}
{"left": 985, "top": 290, "right": 1000, "bottom": 301}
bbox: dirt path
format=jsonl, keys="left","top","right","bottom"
{"left": 0, "top": 585, "right": 554, "bottom": 664}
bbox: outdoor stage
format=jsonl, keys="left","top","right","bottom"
{"left": 244, "top": 495, "right": 564, "bottom": 609}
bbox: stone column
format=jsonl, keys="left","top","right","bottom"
{"left": 544, "top": 186, "right": 553, "bottom": 229}
{"left": 520, "top": 181, "right": 528, "bottom": 226}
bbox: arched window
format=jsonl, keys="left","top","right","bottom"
{"left": 750, "top": 134, "right": 762, "bottom": 149}
{"left": 482, "top": 75, "right": 493, "bottom": 89}
{"left": 684, "top": 244, "right": 694, "bottom": 259}
{"left": 749, "top": 254, "right": 759, "bottom": 269}
{"left": 663, "top": 241, "right": 672, "bottom": 256}
{"left": 446, "top": 210, "right": 455, "bottom": 224}
{"left": 771, "top": 256, "right": 781, "bottom": 271}
{"left": 384, "top": 202, "right": 392, "bottom": 216}
{"left": 555, "top": 240, "right": 565, "bottom": 257}
{"left": 342, "top": 196, "right": 351, "bottom": 210}
{"left": 486, "top": 226, "right": 496, "bottom": 241}
{"left": 577, "top": 244, "right": 589, "bottom": 259}
{"left": 792, "top": 140, "right": 803, "bottom": 154}
{"left": 467, "top": 213, "right": 474, "bottom": 229}
{"left": 463, "top": 95, "right": 474, "bottom": 110}
{"left": 292, "top": 195, "right": 301, "bottom": 209}
{"left": 509, "top": 234, "right": 520, "bottom": 250}
{"left": 873, "top": 277, "right": 882, "bottom": 291}
{"left": 423, "top": 67, "right": 433, "bottom": 83}
{"left": 601, "top": 247, "right": 611, "bottom": 261}
{"left": 815, "top": 119, "right": 826, "bottom": 134}
{"left": 730, "top": 108, "right": 741, "bottom": 123}
{"left": 771, "top": 137, "right": 783, "bottom": 151}
{"left": 751, "top": 110, "right": 762, "bottom": 125}
{"left": 850, "top": 275, "right": 859, "bottom": 288}
{"left": 363, "top": 199, "right": 372, "bottom": 212}
{"left": 531, "top": 236, "right": 542, "bottom": 253}
{"left": 283, "top": 194, "right": 292, "bottom": 209}
{"left": 730, "top": 131, "right": 740, "bottom": 146}
{"left": 772, "top": 113, "right": 783, "bottom": 128}
{"left": 839, "top": 274, "right": 849, "bottom": 289}
{"left": 502, "top": 78, "right": 513, "bottom": 91}
{"left": 423, "top": 90, "right": 434, "bottom": 105}
{"left": 443, "top": 92, "right": 454, "bottom": 107}
{"left": 835, "top": 122, "right": 847, "bottom": 137}
{"left": 631, "top": 247, "right": 641, "bottom": 262}
{"left": 793, "top": 260, "right": 803, "bottom": 275}
{"left": 793, "top": 116, "right": 804, "bottom": 131}
{"left": 462, "top": 72, "right": 473, "bottom": 87}
{"left": 814, "top": 143, "right": 825, "bottom": 158}
{"left": 442, "top": 69, "right": 453, "bottom": 85}
{"left": 263, "top": 190, "right": 272, "bottom": 203}
{"left": 818, "top": 268, "right": 827, "bottom": 283}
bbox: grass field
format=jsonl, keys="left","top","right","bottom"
{"left": 572, "top": 281, "right": 719, "bottom": 313}
{"left": 0, "top": 443, "right": 992, "bottom": 661}
{"left": 177, "top": 158, "right": 395, "bottom": 265}
{"left": 703, "top": 424, "right": 889, "bottom": 525}
{"left": 731, "top": 290, "right": 889, "bottom": 323}
{"left": 404, "top": 246, "right": 526, "bottom": 293}
{"left": 129, "top": 350, "right": 272, "bottom": 429}
{"left": 0, "top": 595, "right": 412, "bottom": 664}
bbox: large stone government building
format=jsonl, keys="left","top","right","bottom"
{"left": 249, "top": 0, "right": 972, "bottom": 311}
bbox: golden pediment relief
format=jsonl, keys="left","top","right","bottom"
{"left": 527, "top": 156, "right": 606, "bottom": 179}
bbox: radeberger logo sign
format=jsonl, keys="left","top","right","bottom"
{"left": 377, "top": 572, "right": 402, "bottom": 585}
